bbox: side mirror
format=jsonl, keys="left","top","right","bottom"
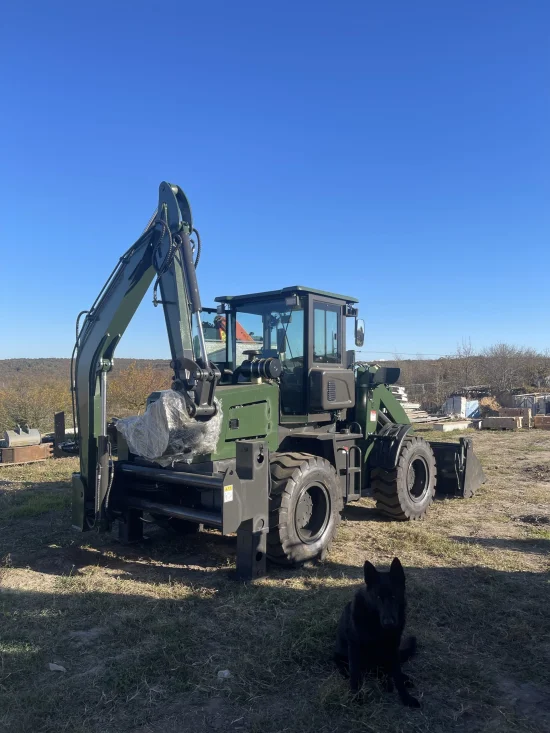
{"left": 355, "top": 318, "right": 365, "bottom": 348}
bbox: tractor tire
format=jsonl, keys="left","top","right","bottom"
{"left": 268, "top": 452, "right": 343, "bottom": 566}
{"left": 371, "top": 436, "right": 436, "bottom": 521}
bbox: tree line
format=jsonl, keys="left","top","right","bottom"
{"left": 393, "top": 342, "right": 550, "bottom": 410}
{"left": 0, "top": 363, "right": 171, "bottom": 435}
{"left": 1, "top": 343, "right": 549, "bottom": 433}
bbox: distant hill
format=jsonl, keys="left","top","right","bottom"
{"left": 0, "top": 358, "right": 170, "bottom": 385}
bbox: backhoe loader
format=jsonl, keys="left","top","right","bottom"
{"left": 71, "top": 182, "right": 485, "bottom": 580}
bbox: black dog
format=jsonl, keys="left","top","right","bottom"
{"left": 334, "top": 557, "right": 420, "bottom": 708}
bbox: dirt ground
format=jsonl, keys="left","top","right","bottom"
{"left": 0, "top": 428, "right": 549, "bottom": 733}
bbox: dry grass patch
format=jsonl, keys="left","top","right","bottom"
{"left": 1, "top": 434, "right": 549, "bottom": 733}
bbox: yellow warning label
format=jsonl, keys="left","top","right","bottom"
{"left": 224, "top": 484, "right": 234, "bottom": 503}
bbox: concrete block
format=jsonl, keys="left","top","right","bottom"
{"left": 482, "top": 416, "right": 523, "bottom": 431}
{"left": 432, "top": 421, "right": 471, "bottom": 432}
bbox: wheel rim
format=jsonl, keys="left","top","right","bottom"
{"left": 407, "top": 457, "right": 429, "bottom": 502}
{"left": 294, "top": 482, "right": 330, "bottom": 544}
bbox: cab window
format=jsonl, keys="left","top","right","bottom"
{"left": 313, "top": 302, "right": 341, "bottom": 364}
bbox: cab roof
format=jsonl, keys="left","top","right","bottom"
{"left": 215, "top": 285, "right": 358, "bottom": 305}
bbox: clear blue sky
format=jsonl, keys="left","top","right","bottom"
{"left": 1, "top": 1, "right": 548, "bottom": 360}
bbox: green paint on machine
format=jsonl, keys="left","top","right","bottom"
{"left": 210, "top": 383, "right": 279, "bottom": 461}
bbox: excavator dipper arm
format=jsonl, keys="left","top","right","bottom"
{"left": 72, "top": 182, "right": 218, "bottom": 530}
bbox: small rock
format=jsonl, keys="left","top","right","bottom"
{"left": 217, "top": 669, "right": 231, "bottom": 679}
{"left": 48, "top": 663, "right": 67, "bottom": 672}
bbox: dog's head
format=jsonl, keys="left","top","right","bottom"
{"left": 363, "top": 557, "right": 406, "bottom": 630}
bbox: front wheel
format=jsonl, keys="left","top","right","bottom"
{"left": 268, "top": 453, "right": 343, "bottom": 565}
{"left": 371, "top": 436, "right": 436, "bottom": 520}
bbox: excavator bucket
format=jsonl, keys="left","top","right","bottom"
{"left": 429, "top": 437, "right": 486, "bottom": 499}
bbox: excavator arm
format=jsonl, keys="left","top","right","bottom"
{"left": 72, "top": 182, "right": 219, "bottom": 530}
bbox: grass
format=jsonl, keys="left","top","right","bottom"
{"left": 1, "top": 491, "right": 70, "bottom": 519}
{"left": 0, "top": 458, "right": 74, "bottom": 520}
{"left": 1, "top": 433, "right": 549, "bottom": 733}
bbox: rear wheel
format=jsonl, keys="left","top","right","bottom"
{"left": 268, "top": 452, "right": 343, "bottom": 565}
{"left": 371, "top": 436, "right": 436, "bottom": 520}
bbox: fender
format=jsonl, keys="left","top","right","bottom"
{"left": 369, "top": 422, "right": 413, "bottom": 471}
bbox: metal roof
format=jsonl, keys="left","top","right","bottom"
{"left": 215, "top": 285, "right": 358, "bottom": 304}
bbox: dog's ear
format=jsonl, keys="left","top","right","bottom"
{"left": 363, "top": 560, "right": 379, "bottom": 587}
{"left": 390, "top": 557, "right": 406, "bottom": 587}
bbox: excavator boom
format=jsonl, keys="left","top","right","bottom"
{"left": 72, "top": 182, "right": 217, "bottom": 530}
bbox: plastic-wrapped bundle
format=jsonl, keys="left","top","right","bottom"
{"left": 115, "top": 390, "right": 222, "bottom": 466}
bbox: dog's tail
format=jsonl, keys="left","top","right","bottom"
{"left": 399, "top": 636, "right": 417, "bottom": 663}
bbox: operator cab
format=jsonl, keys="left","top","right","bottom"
{"left": 211, "top": 286, "right": 364, "bottom": 420}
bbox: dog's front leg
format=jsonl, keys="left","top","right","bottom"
{"left": 348, "top": 643, "right": 365, "bottom": 695}
{"left": 391, "top": 658, "right": 420, "bottom": 708}
{"left": 399, "top": 635, "right": 417, "bottom": 664}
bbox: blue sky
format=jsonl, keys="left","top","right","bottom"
{"left": 1, "top": 1, "right": 548, "bottom": 360}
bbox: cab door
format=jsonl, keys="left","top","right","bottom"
{"left": 308, "top": 296, "right": 355, "bottom": 412}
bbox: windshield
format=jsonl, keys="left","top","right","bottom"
{"left": 234, "top": 299, "right": 304, "bottom": 366}
{"left": 234, "top": 299, "right": 305, "bottom": 414}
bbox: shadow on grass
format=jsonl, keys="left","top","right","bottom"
{"left": 3, "top": 524, "right": 239, "bottom": 583}
{"left": 341, "top": 489, "right": 462, "bottom": 524}
{"left": 517, "top": 514, "right": 550, "bottom": 526}
{"left": 451, "top": 535, "right": 550, "bottom": 554}
{"left": 1, "top": 562, "right": 549, "bottom": 733}
{"left": 342, "top": 504, "right": 388, "bottom": 523}
{"left": 6, "top": 507, "right": 549, "bottom": 586}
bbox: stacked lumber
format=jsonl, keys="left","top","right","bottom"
{"left": 404, "top": 408, "right": 440, "bottom": 424}
{"left": 389, "top": 386, "right": 445, "bottom": 424}
{"left": 390, "top": 385, "right": 408, "bottom": 403}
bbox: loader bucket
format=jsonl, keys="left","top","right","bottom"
{"left": 429, "top": 437, "right": 486, "bottom": 499}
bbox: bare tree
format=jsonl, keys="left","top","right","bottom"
{"left": 480, "top": 343, "right": 525, "bottom": 394}
{"left": 454, "top": 338, "right": 481, "bottom": 388}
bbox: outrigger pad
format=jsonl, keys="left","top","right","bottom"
{"left": 429, "top": 437, "right": 486, "bottom": 498}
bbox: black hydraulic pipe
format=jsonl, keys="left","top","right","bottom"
{"left": 179, "top": 230, "right": 202, "bottom": 313}
{"left": 125, "top": 497, "right": 222, "bottom": 527}
{"left": 119, "top": 462, "right": 223, "bottom": 490}
{"left": 378, "top": 410, "right": 392, "bottom": 425}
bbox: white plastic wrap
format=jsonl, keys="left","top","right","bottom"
{"left": 115, "top": 390, "right": 222, "bottom": 466}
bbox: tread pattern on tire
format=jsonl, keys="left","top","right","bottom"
{"left": 267, "top": 452, "right": 343, "bottom": 565}
{"left": 371, "top": 436, "right": 436, "bottom": 521}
